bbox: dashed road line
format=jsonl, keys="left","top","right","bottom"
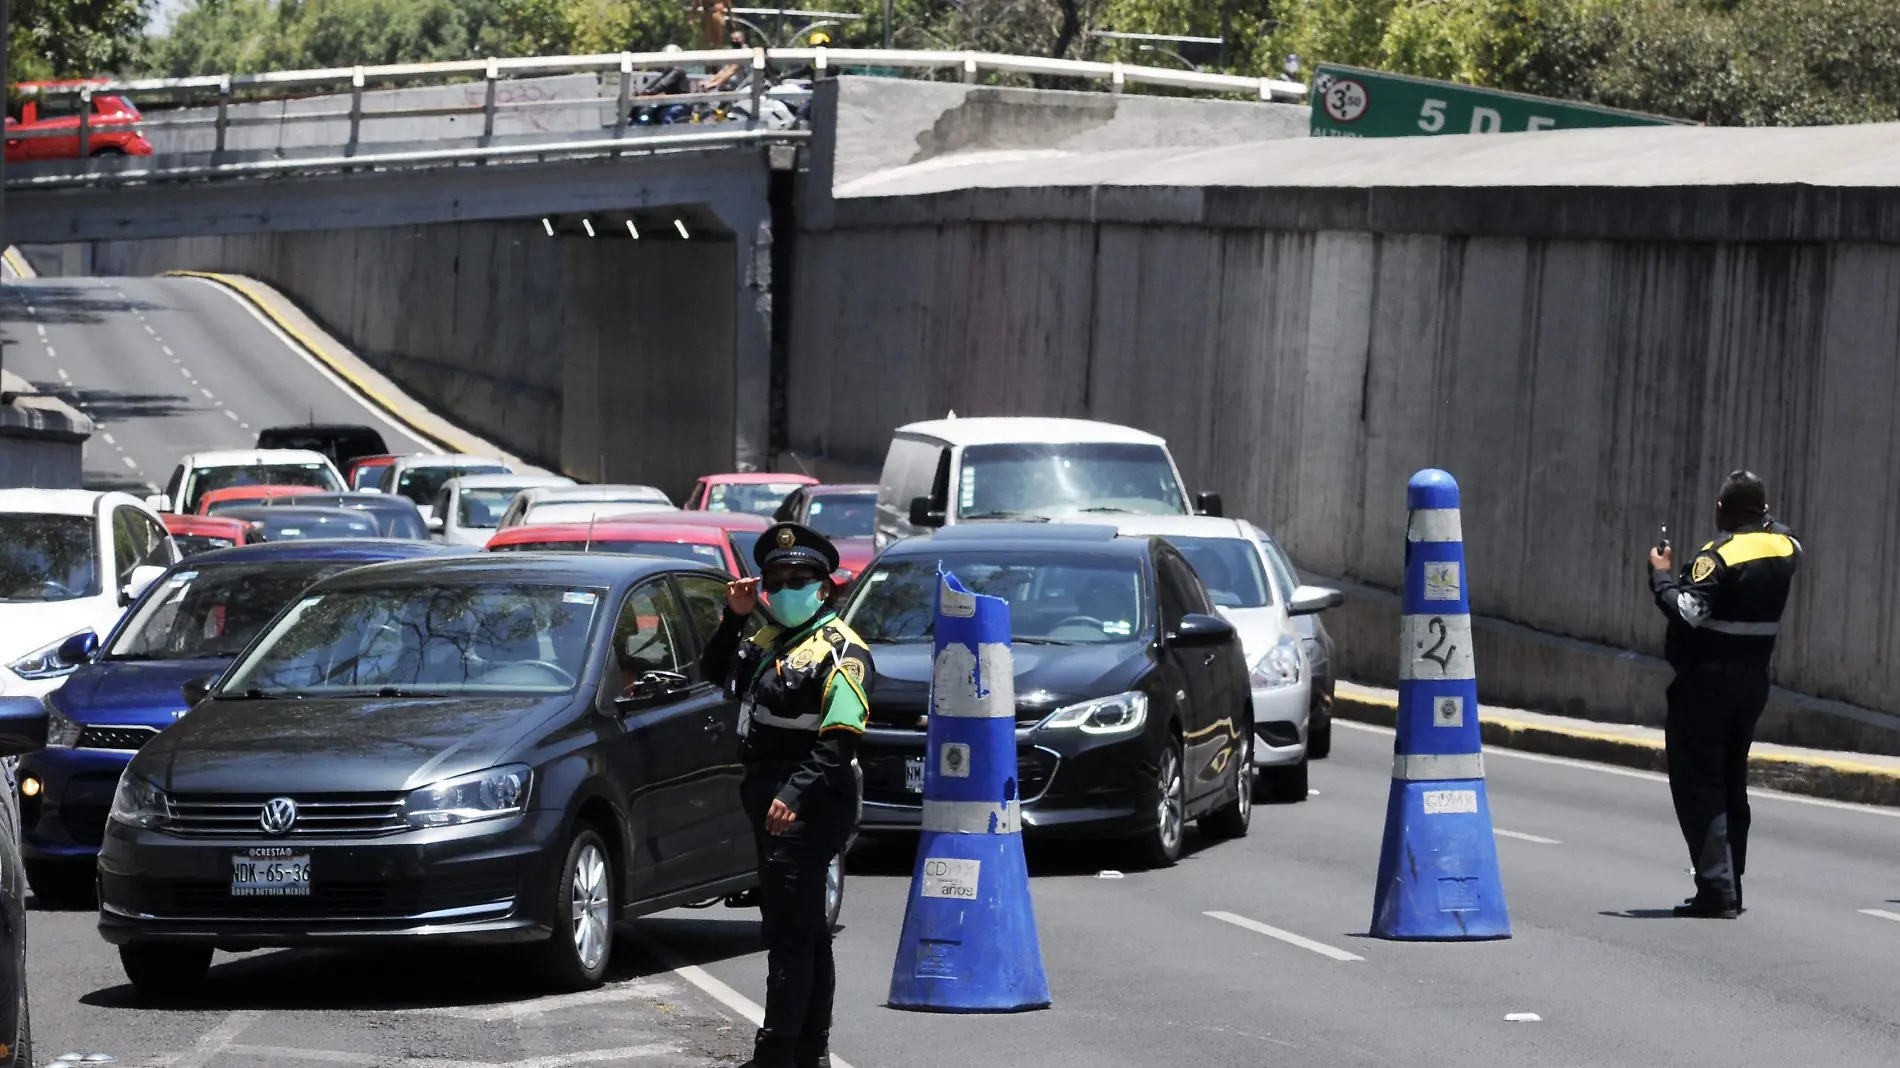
{"left": 34, "top": 324, "right": 45, "bottom": 338}
{"left": 121, "top": 455, "right": 139, "bottom": 470}
{"left": 143, "top": 323, "right": 157, "bottom": 335}
{"left": 1495, "top": 828, "right": 1562, "bottom": 845}
{"left": 224, "top": 1046, "right": 375, "bottom": 1066}
{"left": 1859, "top": 908, "right": 1900, "bottom": 924}
{"left": 162, "top": 344, "right": 174, "bottom": 356}
{"left": 630, "top": 930, "right": 860, "bottom": 1068}
{"left": 178, "top": 365, "right": 192, "bottom": 379}
{"left": 172, "top": 1010, "right": 260, "bottom": 1068}
{"left": 200, "top": 387, "right": 215, "bottom": 399}
{"left": 1205, "top": 910, "right": 1365, "bottom": 962}
{"left": 102, "top": 432, "right": 117, "bottom": 445}
{"left": 224, "top": 409, "right": 241, "bottom": 422}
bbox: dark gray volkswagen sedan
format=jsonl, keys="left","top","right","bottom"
{"left": 97, "top": 553, "right": 757, "bottom": 994}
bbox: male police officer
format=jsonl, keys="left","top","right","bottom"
{"left": 1647, "top": 471, "right": 1800, "bottom": 918}
{"left": 701, "top": 522, "right": 871, "bottom": 1068}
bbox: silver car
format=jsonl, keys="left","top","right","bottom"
{"left": 433, "top": 473, "right": 577, "bottom": 547}
{"left": 1103, "top": 516, "right": 1341, "bottom": 802}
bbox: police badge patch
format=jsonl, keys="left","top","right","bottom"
{"left": 840, "top": 658, "right": 865, "bottom": 685}
{"left": 1690, "top": 555, "right": 1716, "bottom": 583}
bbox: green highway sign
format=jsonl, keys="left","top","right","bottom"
{"left": 1309, "top": 64, "right": 1685, "bottom": 138}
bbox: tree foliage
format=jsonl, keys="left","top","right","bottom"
{"left": 10, "top": 0, "right": 153, "bottom": 81}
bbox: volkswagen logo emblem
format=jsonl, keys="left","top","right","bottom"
{"left": 259, "top": 797, "right": 298, "bottom": 836}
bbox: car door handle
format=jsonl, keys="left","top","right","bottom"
{"left": 1202, "top": 652, "right": 1217, "bottom": 666}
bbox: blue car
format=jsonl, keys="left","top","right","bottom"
{"left": 20, "top": 540, "right": 468, "bottom": 907}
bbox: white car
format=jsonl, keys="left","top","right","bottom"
{"left": 495, "top": 485, "right": 674, "bottom": 531}
{"left": 1107, "top": 516, "right": 1341, "bottom": 801}
{"left": 375, "top": 454, "right": 513, "bottom": 522}
{"left": 433, "top": 472, "right": 576, "bottom": 547}
{"left": 0, "top": 490, "right": 177, "bottom": 698}
{"left": 151, "top": 449, "right": 347, "bottom": 514}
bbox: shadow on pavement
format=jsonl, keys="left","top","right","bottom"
{"left": 628, "top": 913, "right": 766, "bottom": 979}
{"left": 846, "top": 827, "right": 1215, "bottom": 880}
{"left": 1599, "top": 908, "right": 1687, "bottom": 919}
{"left": 37, "top": 384, "right": 196, "bottom": 423}
{"left": 0, "top": 282, "right": 163, "bottom": 325}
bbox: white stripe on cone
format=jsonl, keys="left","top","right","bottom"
{"left": 1398, "top": 613, "right": 1476, "bottom": 681}
{"left": 1406, "top": 508, "right": 1464, "bottom": 543}
{"left": 921, "top": 799, "right": 1022, "bottom": 835}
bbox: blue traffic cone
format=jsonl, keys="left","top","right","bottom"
{"left": 887, "top": 570, "right": 1051, "bottom": 1012}
{"left": 1369, "top": 469, "right": 1511, "bottom": 940}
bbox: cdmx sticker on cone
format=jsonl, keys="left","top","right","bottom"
{"left": 887, "top": 569, "right": 1051, "bottom": 1012}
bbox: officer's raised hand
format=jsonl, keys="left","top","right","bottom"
{"left": 1649, "top": 545, "right": 1673, "bottom": 572}
{"left": 727, "top": 576, "right": 760, "bottom": 616}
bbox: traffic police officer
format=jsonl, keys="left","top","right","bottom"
{"left": 1647, "top": 471, "right": 1800, "bottom": 918}
{"left": 700, "top": 522, "right": 872, "bottom": 1068}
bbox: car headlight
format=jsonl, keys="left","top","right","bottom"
{"left": 43, "top": 695, "right": 81, "bottom": 748}
{"left": 108, "top": 772, "right": 171, "bottom": 829}
{"left": 1038, "top": 691, "right": 1148, "bottom": 735}
{"left": 9, "top": 631, "right": 89, "bottom": 681}
{"left": 1252, "top": 636, "right": 1304, "bottom": 689}
{"left": 402, "top": 765, "right": 532, "bottom": 828}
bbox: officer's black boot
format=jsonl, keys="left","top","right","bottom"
{"left": 793, "top": 1031, "right": 831, "bottom": 1068}
{"left": 743, "top": 1035, "right": 797, "bottom": 1068}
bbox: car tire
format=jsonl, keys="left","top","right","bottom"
{"left": 1261, "top": 758, "right": 1310, "bottom": 803}
{"left": 1130, "top": 736, "right": 1186, "bottom": 869}
{"left": 537, "top": 827, "right": 615, "bottom": 992}
{"left": 1307, "top": 718, "right": 1332, "bottom": 760}
{"left": 24, "top": 860, "right": 95, "bottom": 910}
{"left": 1200, "top": 729, "right": 1253, "bottom": 839}
{"left": 9, "top": 975, "right": 29, "bottom": 1068}
{"left": 119, "top": 944, "right": 211, "bottom": 999}
{"left": 824, "top": 851, "right": 846, "bottom": 932}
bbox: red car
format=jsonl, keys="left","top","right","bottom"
{"left": 197, "top": 484, "right": 324, "bottom": 515}
{"left": 160, "top": 514, "right": 257, "bottom": 557}
{"left": 684, "top": 472, "right": 818, "bottom": 517}
{"left": 609, "top": 511, "right": 771, "bottom": 575}
{"left": 771, "top": 483, "right": 877, "bottom": 583}
{"left": 484, "top": 520, "right": 746, "bottom": 575}
{"left": 5, "top": 81, "right": 153, "bottom": 163}
{"left": 345, "top": 454, "right": 399, "bottom": 492}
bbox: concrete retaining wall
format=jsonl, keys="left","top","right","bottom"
{"left": 87, "top": 223, "right": 735, "bottom": 501}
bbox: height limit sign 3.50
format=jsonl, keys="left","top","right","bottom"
{"left": 1309, "top": 64, "right": 1683, "bottom": 139}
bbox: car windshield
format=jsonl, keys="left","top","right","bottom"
{"left": 0, "top": 514, "right": 98, "bottom": 602}
{"left": 205, "top": 491, "right": 313, "bottom": 515}
{"left": 239, "top": 510, "right": 381, "bottom": 541}
{"left": 221, "top": 583, "right": 603, "bottom": 696}
{"left": 729, "top": 530, "right": 761, "bottom": 566}
{"left": 172, "top": 533, "right": 239, "bottom": 557}
{"left": 272, "top": 496, "right": 427, "bottom": 540}
{"left": 956, "top": 443, "right": 1186, "bottom": 519}
{"left": 396, "top": 465, "right": 507, "bottom": 506}
{"left": 845, "top": 553, "right": 1144, "bottom": 645}
{"left": 805, "top": 493, "right": 875, "bottom": 539}
{"left": 188, "top": 464, "right": 341, "bottom": 512}
{"left": 109, "top": 561, "right": 349, "bottom": 661}
{"left": 707, "top": 482, "right": 807, "bottom": 516}
{"left": 492, "top": 539, "right": 727, "bottom": 568}
{"left": 460, "top": 487, "right": 531, "bottom": 528}
{"left": 350, "top": 465, "right": 389, "bottom": 491}
{"left": 1162, "top": 536, "right": 1271, "bottom": 609}
{"left": 527, "top": 502, "right": 671, "bottom": 526}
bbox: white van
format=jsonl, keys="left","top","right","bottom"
{"left": 874, "top": 417, "right": 1220, "bottom": 546}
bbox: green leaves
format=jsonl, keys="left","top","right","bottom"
{"left": 11, "top": 0, "right": 154, "bottom": 80}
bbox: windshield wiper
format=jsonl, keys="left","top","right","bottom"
{"left": 221, "top": 687, "right": 289, "bottom": 700}
{"left": 332, "top": 686, "right": 452, "bottom": 699}
{"left": 1012, "top": 637, "right": 1080, "bottom": 646}
{"left": 1075, "top": 506, "right": 1143, "bottom": 514}
{"left": 959, "top": 511, "right": 1051, "bottom": 522}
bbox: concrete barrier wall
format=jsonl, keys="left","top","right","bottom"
{"left": 88, "top": 223, "right": 735, "bottom": 501}
{"left": 788, "top": 213, "right": 1900, "bottom": 747}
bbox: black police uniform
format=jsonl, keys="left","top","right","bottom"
{"left": 700, "top": 522, "right": 872, "bottom": 1068}
{"left": 1649, "top": 518, "right": 1801, "bottom": 911}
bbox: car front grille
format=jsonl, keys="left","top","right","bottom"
{"left": 78, "top": 725, "right": 161, "bottom": 751}
{"left": 165, "top": 793, "right": 408, "bottom": 839}
{"left": 862, "top": 743, "right": 1059, "bottom": 806}
{"left": 142, "top": 870, "right": 520, "bottom": 920}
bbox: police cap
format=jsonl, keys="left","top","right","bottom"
{"left": 756, "top": 521, "right": 839, "bottom": 574}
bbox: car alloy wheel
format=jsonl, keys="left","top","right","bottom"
{"left": 824, "top": 851, "right": 846, "bottom": 931}
{"left": 1200, "top": 728, "right": 1252, "bottom": 839}
{"left": 1134, "top": 740, "right": 1186, "bottom": 869}
{"left": 571, "top": 842, "right": 612, "bottom": 972}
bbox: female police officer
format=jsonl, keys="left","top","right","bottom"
{"left": 700, "top": 522, "right": 872, "bottom": 1068}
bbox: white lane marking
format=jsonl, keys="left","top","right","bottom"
{"left": 629, "top": 929, "right": 859, "bottom": 1068}
{"left": 224, "top": 409, "right": 241, "bottom": 422}
{"left": 44, "top": 346, "right": 56, "bottom": 359}
{"left": 1333, "top": 719, "right": 1900, "bottom": 820}
{"left": 1859, "top": 909, "right": 1900, "bottom": 924}
{"left": 178, "top": 365, "right": 192, "bottom": 379}
{"left": 142, "top": 323, "right": 156, "bottom": 335}
{"left": 200, "top": 387, "right": 215, "bottom": 399}
{"left": 121, "top": 456, "right": 139, "bottom": 470}
{"left": 34, "top": 324, "right": 45, "bottom": 338}
{"left": 174, "top": 1010, "right": 260, "bottom": 1068}
{"left": 426, "top": 979, "right": 679, "bottom": 1021}
{"left": 1205, "top": 910, "right": 1365, "bottom": 962}
{"left": 224, "top": 1045, "right": 378, "bottom": 1065}
{"left": 182, "top": 275, "right": 437, "bottom": 451}
{"left": 162, "top": 344, "right": 175, "bottom": 356}
{"left": 406, "top": 1046, "right": 677, "bottom": 1068}
{"left": 56, "top": 367, "right": 69, "bottom": 382}
{"left": 1495, "top": 828, "right": 1561, "bottom": 845}
{"left": 101, "top": 432, "right": 116, "bottom": 445}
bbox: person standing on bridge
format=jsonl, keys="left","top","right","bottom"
{"left": 1647, "top": 471, "right": 1801, "bottom": 918}
{"left": 701, "top": 522, "right": 872, "bottom": 1068}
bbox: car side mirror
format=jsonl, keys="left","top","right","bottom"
{"left": 426, "top": 515, "right": 445, "bottom": 534}
{"left": 57, "top": 632, "right": 98, "bottom": 667}
{"left": 909, "top": 495, "right": 945, "bottom": 528}
{"left": 181, "top": 675, "right": 214, "bottom": 708}
{"left": 1287, "top": 584, "right": 1344, "bottom": 616}
{"left": 614, "top": 670, "right": 690, "bottom": 711}
{"left": 1195, "top": 491, "right": 1224, "bottom": 517}
{"left": 0, "top": 698, "right": 49, "bottom": 757}
{"left": 145, "top": 493, "right": 172, "bottom": 512}
{"left": 359, "top": 486, "right": 383, "bottom": 494}
{"left": 121, "top": 564, "right": 168, "bottom": 606}
{"left": 1168, "top": 612, "right": 1235, "bottom": 646}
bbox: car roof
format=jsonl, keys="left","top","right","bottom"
{"left": 394, "top": 453, "right": 509, "bottom": 469}
{"left": 0, "top": 488, "right": 125, "bottom": 516}
{"left": 805, "top": 483, "right": 878, "bottom": 495}
{"left": 527, "top": 484, "right": 671, "bottom": 503}
{"left": 183, "top": 539, "right": 466, "bottom": 566}
{"left": 258, "top": 423, "right": 381, "bottom": 435}
{"left": 318, "top": 551, "right": 711, "bottom": 590}
{"left": 893, "top": 416, "right": 1167, "bottom": 447}
{"left": 700, "top": 472, "right": 820, "bottom": 485}
{"left": 271, "top": 492, "right": 413, "bottom": 507}
{"left": 884, "top": 521, "right": 1142, "bottom": 557}
{"left": 180, "top": 449, "right": 336, "bottom": 467}
{"left": 161, "top": 514, "right": 250, "bottom": 535}
{"left": 219, "top": 505, "right": 380, "bottom": 521}
{"left": 1100, "top": 515, "right": 1252, "bottom": 540}
{"left": 491, "top": 521, "right": 730, "bottom": 546}
{"left": 449, "top": 473, "right": 574, "bottom": 490}
{"left": 202, "top": 484, "right": 321, "bottom": 500}
{"left": 609, "top": 510, "right": 769, "bottom": 530}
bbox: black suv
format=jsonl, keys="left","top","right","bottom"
{"left": 98, "top": 554, "right": 776, "bottom": 994}
{"left": 842, "top": 523, "right": 1252, "bottom": 866}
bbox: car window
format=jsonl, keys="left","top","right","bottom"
{"left": 1154, "top": 549, "right": 1210, "bottom": 629}
{"left": 805, "top": 492, "right": 876, "bottom": 539}
{"left": 110, "top": 561, "right": 348, "bottom": 660}
{"left": 1254, "top": 527, "right": 1299, "bottom": 604}
{"left": 727, "top": 533, "right": 755, "bottom": 577}
{"left": 847, "top": 552, "right": 1144, "bottom": 645}
{"left": 0, "top": 513, "right": 99, "bottom": 601}
{"left": 433, "top": 487, "right": 453, "bottom": 525}
{"left": 164, "top": 465, "right": 184, "bottom": 502}
{"left": 131, "top": 509, "right": 176, "bottom": 569}
{"left": 112, "top": 507, "right": 144, "bottom": 585}
{"left": 675, "top": 573, "right": 729, "bottom": 656}
{"left": 1163, "top": 535, "right": 1271, "bottom": 608}
{"left": 36, "top": 95, "right": 79, "bottom": 120}
{"left": 613, "top": 579, "right": 690, "bottom": 688}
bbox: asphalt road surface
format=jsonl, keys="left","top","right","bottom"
{"left": 27, "top": 721, "right": 1900, "bottom": 1067}
{"left": 0, "top": 276, "right": 435, "bottom": 493}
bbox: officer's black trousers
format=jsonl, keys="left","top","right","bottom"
{"left": 742, "top": 773, "right": 854, "bottom": 1056}
{"left": 1664, "top": 662, "right": 1770, "bottom": 905}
